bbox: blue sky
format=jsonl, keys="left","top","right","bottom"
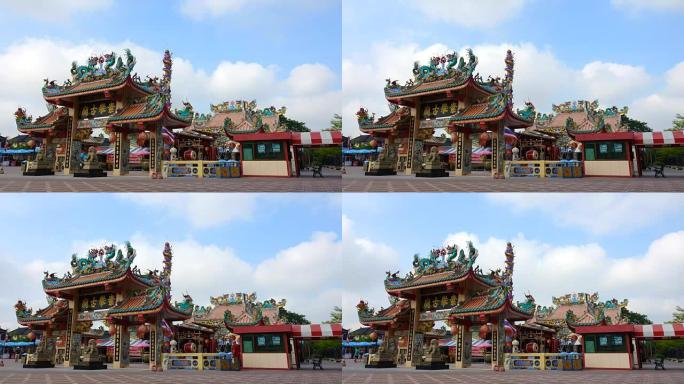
{"left": 0, "top": 193, "right": 342, "bottom": 328}
{"left": 342, "top": 0, "right": 684, "bottom": 136}
{"left": 342, "top": 193, "right": 684, "bottom": 327}
{"left": 0, "top": 0, "right": 341, "bottom": 136}
{"left": 0, "top": 0, "right": 341, "bottom": 78}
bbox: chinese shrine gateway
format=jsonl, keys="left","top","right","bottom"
{"left": 16, "top": 49, "right": 191, "bottom": 178}
{"left": 357, "top": 242, "right": 534, "bottom": 370}
{"left": 357, "top": 48, "right": 534, "bottom": 178}
{"left": 15, "top": 242, "right": 191, "bottom": 370}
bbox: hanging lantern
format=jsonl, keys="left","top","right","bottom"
{"left": 478, "top": 324, "right": 490, "bottom": 339}
{"left": 450, "top": 324, "right": 459, "bottom": 336}
{"left": 109, "top": 324, "right": 117, "bottom": 336}
{"left": 478, "top": 314, "right": 487, "bottom": 324}
{"left": 27, "top": 331, "right": 36, "bottom": 341}
{"left": 136, "top": 324, "right": 148, "bottom": 339}
{"left": 137, "top": 131, "right": 149, "bottom": 147}
{"left": 369, "top": 140, "right": 378, "bottom": 148}
{"left": 27, "top": 140, "right": 35, "bottom": 148}
{"left": 110, "top": 132, "right": 117, "bottom": 143}
{"left": 369, "top": 332, "right": 378, "bottom": 341}
{"left": 504, "top": 325, "right": 515, "bottom": 337}
{"left": 478, "top": 132, "right": 491, "bottom": 147}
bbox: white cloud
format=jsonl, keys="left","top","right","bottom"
{"left": 486, "top": 193, "right": 684, "bottom": 235}
{"left": 0, "top": 0, "right": 113, "bottom": 21}
{"left": 0, "top": 38, "right": 340, "bottom": 137}
{"left": 628, "top": 61, "right": 684, "bottom": 131}
{"left": 403, "top": 0, "right": 527, "bottom": 28}
{"left": 342, "top": 41, "right": 677, "bottom": 137}
{"left": 116, "top": 193, "right": 256, "bottom": 229}
{"left": 611, "top": 0, "right": 684, "bottom": 12}
{"left": 178, "top": 0, "right": 328, "bottom": 20}
{"left": 341, "top": 215, "right": 402, "bottom": 330}
{"left": 179, "top": 0, "right": 251, "bottom": 19}
{"left": 0, "top": 231, "right": 341, "bottom": 329}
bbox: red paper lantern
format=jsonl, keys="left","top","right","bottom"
{"left": 27, "top": 332, "right": 36, "bottom": 341}
{"left": 478, "top": 132, "right": 491, "bottom": 147}
{"left": 110, "top": 133, "right": 117, "bottom": 143}
{"left": 136, "top": 324, "right": 148, "bottom": 339}
{"left": 478, "top": 324, "right": 490, "bottom": 339}
{"left": 27, "top": 140, "right": 36, "bottom": 148}
{"left": 505, "top": 326, "right": 515, "bottom": 337}
{"left": 479, "top": 314, "right": 487, "bottom": 324}
{"left": 369, "top": 332, "right": 378, "bottom": 341}
{"left": 450, "top": 324, "right": 460, "bottom": 336}
{"left": 369, "top": 140, "right": 378, "bottom": 148}
{"left": 137, "top": 132, "right": 149, "bottom": 147}
{"left": 109, "top": 324, "right": 117, "bottom": 336}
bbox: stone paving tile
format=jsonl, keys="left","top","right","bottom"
{"left": 340, "top": 368, "right": 684, "bottom": 384}
{"left": 0, "top": 366, "right": 341, "bottom": 384}
{"left": 0, "top": 167, "right": 341, "bottom": 193}
{"left": 342, "top": 167, "right": 684, "bottom": 192}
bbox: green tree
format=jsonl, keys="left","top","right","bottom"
{"left": 621, "top": 115, "right": 652, "bottom": 132}
{"left": 667, "top": 306, "right": 684, "bottom": 323}
{"left": 668, "top": 114, "right": 684, "bottom": 131}
{"left": 621, "top": 307, "right": 652, "bottom": 324}
{"left": 278, "top": 307, "right": 311, "bottom": 324}
{"left": 324, "top": 306, "right": 342, "bottom": 324}
{"left": 281, "top": 115, "right": 310, "bottom": 132}
{"left": 325, "top": 114, "right": 342, "bottom": 131}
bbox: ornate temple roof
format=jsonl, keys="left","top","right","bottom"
{"left": 383, "top": 49, "right": 496, "bottom": 99}
{"left": 107, "top": 93, "right": 191, "bottom": 128}
{"left": 359, "top": 242, "right": 535, "bottom": 326}
{"left": 42, "top": 242, "right": 155, "bottom": 295}
{"left": 357, "top": 106, "right": 411, "bottom": 133}
{"left": 15, "top": 298, "right": 69, "bottom": 326}
{"left": 184, "top": 292, "right": 286, "bottom": 329}
{"left": 357, "top": 298, "right": 411, "bottom": 326}
{"left": 358, "top": 49, "right": 533, "bottom": 133}
{"left": 41, "top": 49, "right": 153, "bottom": 101}
{"left": 530, "top": 292, "right": 628, "bottom": 330}
{"left": 383, "top": 242, "right": 499, "bottom": 294}
{"left": 178, "top": 100, "right": 287, "bottom": 146}
{"left": 14, "top": 106, "right": 69, "bottom": 133}
{"left": 531, "top": 100, "right": 628, "bottom": 137}
{"left": 108, "top": 285, "right": 192, "bottom": 321}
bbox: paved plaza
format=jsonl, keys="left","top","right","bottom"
{"left": 341, "top": 360, "right": 684, "bottom": 384}
{"left": 342, "top": 166, "right": 684, "bottom": 192}
{"left": 0, "top": 361, "right": 341, "bottom": 384}
{"left": 0, "top": 167, "right": 341, "bottom": 192}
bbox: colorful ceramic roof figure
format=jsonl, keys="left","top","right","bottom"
{"left": 529, "top": 292, "right": 628, "bottom": 333}
{"left": 529, "top": 100, "right": 629, "bottom": 146}
{"left": 41, "top": 242, "right": 155, "bottom": 297}
{"left": 358, "top": 242, "right": 534, "bottom": 328}
{"left": 183, "top": 292, "right": 287, "bottom": 331}
{"left": 358, "top": 49, "right": 534, "bottom": 138}
{"left": 41, "top": 49, "right": 152, "bottom": 102}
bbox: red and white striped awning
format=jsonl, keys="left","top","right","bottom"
{"left": 292, "top": 323, "right": 342, "bottom": 338}
{"left": 634, "top": 323, "right": 684, "bottom": 338}
{"left": 633, "top": 131, "right": 684, "bottom": 146}
{"left": 292, "top": 131, "right": 342, "bottom": 146}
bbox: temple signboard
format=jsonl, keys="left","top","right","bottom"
{"left": 78, "top": 293, "right": 116, "bottom": 312}
{"left": 421, "top": 293, "right": 458, "bottom": 312}
{"left": 419, "top": 309, "right": 451, "bottom": 321}
{"left": 421, "top": 101, "right": 459, "bottom": 120}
